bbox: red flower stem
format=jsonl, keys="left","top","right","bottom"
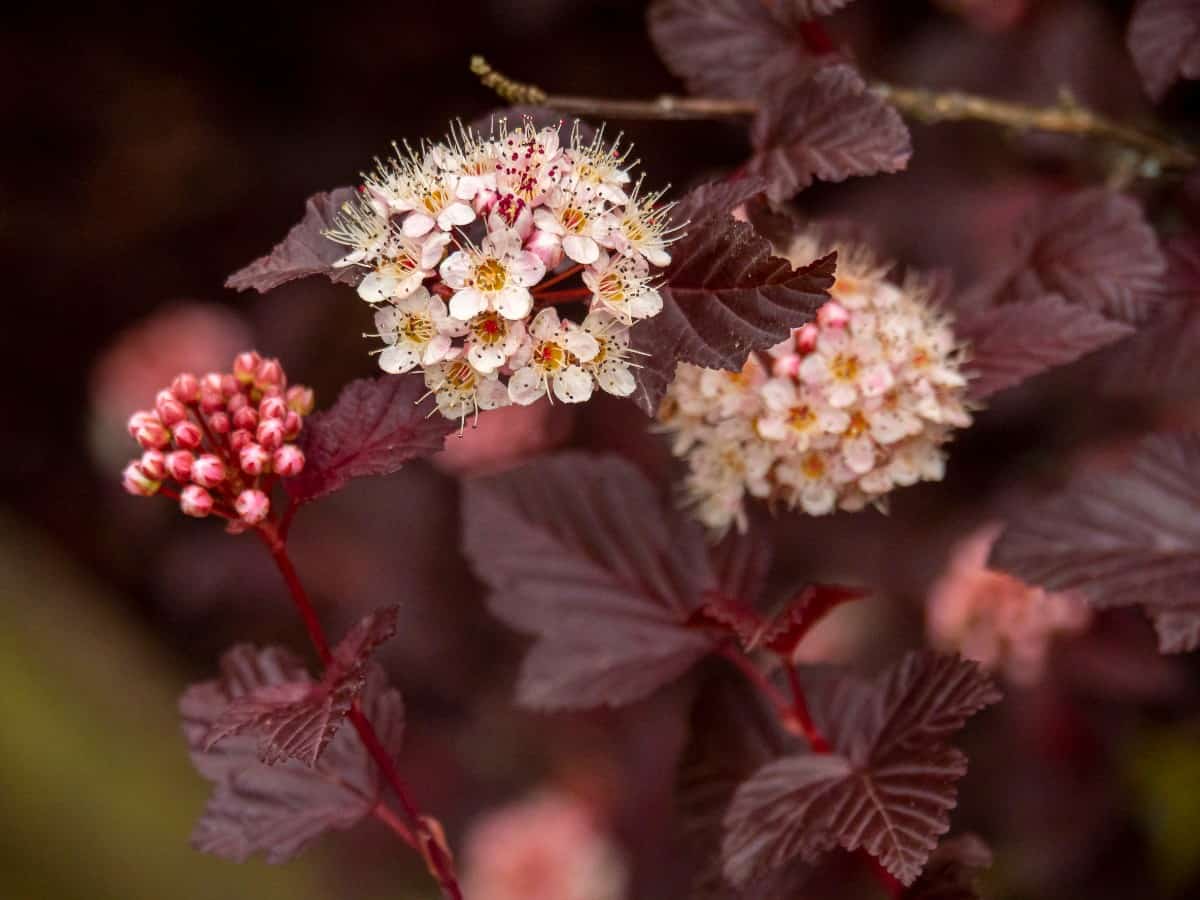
{"left": 255, "top": 521, "right": 463, "bottom": 900}
{"left": 373, "top": 802, "right": 416, "bottom": 845}
{"left": 532, "top": 287, "right": 592, "bottom": 302}
{"left": 717, "top": 645, "right": 792, "bottom": 718}
{"left": 534, "top": 263, "right": 585, "bottom": 292}
{"left": 783, "top": 663, "right": 831, "bottom": 753}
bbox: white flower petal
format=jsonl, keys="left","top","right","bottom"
{"left": 378, "top": 343, "right": 421, "bottom": 374}
{"left": 596, "top": 361, "right": 636, "bottom": 397}
{"left": 562, "top": 234, "right": 600, "bottom": 265}
{"left": 507, "top": 367, "right": 544, "bottom": 405}
{"left": 449, "top": 288, "right": 488, "bottom": 321}
{"left": 438, "top": 202, "right": 476, "bottom": 230}
{"left": 402, "top": 212, "right": 436, "bottom": 237}
{"left": 509, "top": 251, "right": 546, "bottom": 287}
{"left": 553, "top": 366, "right": 594, "bottom": 404}
{"left": 562, "top": 329, "right": 600, "bottom": 362}
{"left": 494, "top": 286, "right": 533, "bottom": 320}
{"left": 358, "top": 271, "right": 397, "bottom": 303}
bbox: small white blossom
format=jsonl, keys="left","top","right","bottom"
{"left": 581, "top": 310, "right": 637, "bottom": 397}
{"left": 440, "top": 228, "right": 545, "bottom": 321}
{"left": 532, "top": 183, "right": 611, "bottom": 265}
{"left": 582, "top": 251, "right": 663, "bottom": 323}
{"left": 357, "top": 231, "right": 451, "bottom": 303}
{"left": 600, "top": 178, "right": 678, "bottom": 267}
{"left": 508, "top": 308, "right": 599, "bottom": 405}
{"left": 425, "top": 358, "right": 510, "bottom": 424}
{"left": 373, "top": 286, "right": 459, "bottom": 373}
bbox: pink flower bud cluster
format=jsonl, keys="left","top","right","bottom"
{"left": 325, "top": 118, "right": 676, "bottom": 424}
{"left": 659, "top": 233, "right": 973, "bottom": 533}
{"left": 927, "top": 523, "right": 1092, "bottom": 685}
{"left": 121, "top": 352, "right": 312, "bottom": 526}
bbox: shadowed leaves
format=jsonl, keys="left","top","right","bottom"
{"left": 906, "top": 834, "right": 993, "bottom": 900}
{"left": 1128, "top": 0, "right": 1200, "bottom": 101}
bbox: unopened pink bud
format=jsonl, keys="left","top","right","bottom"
{"left": 235, "top": 489, "right": 270, "bottom": 525}
{"left": 199, "top": 385, "right": 224, "bottom": 413}
{"left": 239, "top": 442, "right": 270, "bottom": 476}
{"left": 127, "top": 410, "right": 157, "bottom": 439}
{"left": 795, "top": 323, "right": 819, "bottom": 354}
{"left": 817, "top": 301, "right": 849, "bottom": 329}
{"left": 525, "top": 228, "right": 563, "bottom": 270}
{"left": 165, "top": 450, "right": 194, "bottom": 482}
{"left": 285, "top": 385, "right": 314, "bottom": 416}
{"left": 140, "top": 449, "right": 166, "bottom": 480}
{"left": 155, "top": 392, "right": 187, "bottom": 427}
{"left": 282, "top": 410, "right": 302, "bottom": 440}
{"left": 135, "top": 418, "right": 171, "bottom": 451}
{"left": 207, "top": 411, "right": 231, "bottom": 435}
{"left": 232, "top": 406, "right": 258, "bottom": 431}
{"left": 272, "top": 444, "right": 305, "bottom": 477}
{"left": 227, "top": 392, "right": 248, "bottom": 413}
{"left": 179, "top": 484, "right": 214, "bottom": 518}
{"left": 233, "top": 351, "right": 262, "bottom": 384}
{"left": 171, "top": 372, "right": 199, "bottom": 404}
{"left": 220, "top": 374, "right": 240, "bottom": 397}
{"left": 256, "top": 418, "right": 285, "bottom": 451}
{"left": 230, "top": 428, "right": 253, "bottom": 452}
{"left": 122, "top": 461, "right": 160, "bottom": 496}
{"left": 255, "top": 358, "right": 285, "bottom": 390}
{"left": 259, "top": 395, "right": 287, "bottom": 421}
{"left": 772, "top": 353, "right": 801, "bottom": 379}
{"left": 192, "top": 453, "right": 226, "bottom": 488}
{"left": 201, "top": 372, "right": 224, "bottom": 392}
{"left": 473, "top": 188, "right": 499, "bottom": 215}
{"left": 172, "top": 420, "right": 203, "bottom": 450}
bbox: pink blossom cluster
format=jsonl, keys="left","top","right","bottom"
{"left": 326, "top": 118, "right": 675, "bottom": 423}
{"left": 659, "top": 234, "right": 972, "bottom": 532}
{"left": 927, "top": 523, "right": 1092, "bottom": 685}
{"left": 121, "top": 351, "right": 313, "bottom": 527}
{"left": 462, "top": 790, "right": 628, "bottom": 900}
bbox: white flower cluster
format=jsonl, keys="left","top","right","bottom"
{"left": 326, "top": 119, "right": 675, "bottom": 423}
{"left": 659, "top": 234, "right": 972, "bottom": 532}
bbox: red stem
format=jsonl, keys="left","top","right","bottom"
{"left": 255, "top": 521, "right": 463, "bottom": 900}
{"left": 783, "top": 663, "right": 831, "bottom": 753}
{"left": 532, "top": 287, "right": 592, "bottom": 303}
{"left": 533, "top": 263, "right": 585, "bottom": 292}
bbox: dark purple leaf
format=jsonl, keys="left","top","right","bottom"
{"left": 226, "top": 187, "right": 363, "bottom": 293}
{"left": 632, "top": 182, "right": 835, "bottom": 414}
{"left": 204, "top": 606, "right": 400, "bottom": 766}
{"left": 723, "top": 653, "right": 1000, "bottom": 886}
{"left": 747, "top": 65, "right": 912, "bottom": 202}
{"left": 992, "top": 432, "right": 1200, "bottom": 653}
{"left": 648, "top": 0, "right": 839, "bottom": 99}
{"left": 757, "top": 584, "right": 867, "bottom": 657}
{"left": 1128, "top": 0, "right": 1200, "bottom": 101}
{"left": 906, "top": 834, "right": 993, "bottom": 900}
{"left": 181, "top": 647, "right": 404, "bottom": 863}
{"left": 670, "top": 175, "right": 772, "bottom": 227}
{"left": 957, "top": 293, "right": 1134, "bottom": 399}
{"left": 461, "top": 452, "right": 716, "bottom": 709}
{"left": 991, "top": 189, "right": 1166, "bottom": 324}
{"left": 710, "top": 527, "right": 774, "bottom": 607}
{"left": 287, "top": 377, "right": 454, "bottom": 503}
{"left": 795, "top": 0, "right": 856, "bottom": 14}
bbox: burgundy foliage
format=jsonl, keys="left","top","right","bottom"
{"left": 181, "top": 647, "right": 405, "bottom": 863}
{"left": 722, "top": 653, "right": 1000, "bottom": 886}
{"left": 992, "top": 432, "right": 1200, "bottom": 653}
{"left": 1127, "top": 0, "right": 1200, "bottom": 101}
{"left": 225, "top": 187, "right": 362, "bottom": 293}
{"left": 905, "top": 834, "right": 993, "bottom": 900}
{"left": 286, "top": 377, "right": 454, "bottom": 503}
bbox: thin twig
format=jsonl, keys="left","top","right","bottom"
{"left": 470, "top": 55, "right": 1197, "bottom": 176}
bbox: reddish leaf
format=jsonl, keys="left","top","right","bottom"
{"left": 711, "top": 527, "right": 774, "bottom": 608}
{"left": 632, "top": 180, "right": 835, "bottom": 414}
{"left": 957, "top": 293, "right": 1134, "bottom": 399}
{"left": 795, "top": 0, "right": 856, "bottom": 14}
{"left": 226, "top": 187, "right": 363, "bottom": 293}
{"left": 670, "top": 175, "right": 773, "bottom": 227}
{"left": 205, "top": 606, "right": 400, "bottom": 766}
{"left": 992, "top": 189, "right": 1166, "bottom": 324}
{"left": 757, "top": 584, "right": 867, "bottom": 657}
{"left": 906, "top": 834, "right": 993, "bottom": 900}
{"left": 181, "top": 647, "right": 404, "bottom": 863}
{"left": 722, "top": 653, "right": 1000, "bottom": 886}
{"left": 287, "top": 377, "right": 454, "bottom": 503}
{"left": 1128, "top": 0, "right": 1200, "bottom": 101}
{"left": 747, "top": 65, "right": 912, "bottom": 202}
{"left": 992, "top": 432, "right": 1200, "bottom": 653}
{"left": 648, "top": 0, "right": 837, "bottom": 99}
{"left": 461, "top": 453, "right": 716, "bottom": 709}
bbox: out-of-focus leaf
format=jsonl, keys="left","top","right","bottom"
{"left": 461, "top": 452, "right": 716, "bottom": 709}
{"left": 1126, "top": 725, "right": 1200, "bottom": 891}
{"left": 226, "top": 187, "right": 362, "bottom": 293}
{"left": 1128, "top": 0, "right": 1200, "bottom": 101}
{"left": 710, "top": 526, "right": 774, "bottom": 608}
{"left": 287, "top": 377, "right": 454, "bottom": 504}
{"left": 905, "top": 834, "right": 993, "bottom": 900}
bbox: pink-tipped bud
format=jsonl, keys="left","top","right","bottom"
{"left": 230, "top": 428, "right": 253, "bottom": 453}
{"left": 259, "top": 395, "right": 287, "bottom": 421}
{"left": 256, "top": 418, "right": 285, "bottom": 451}
{"left": 255, "top": 358, "right": 285, "bottom": 390}
{"left": 285, "top": 385, "right": 314, "bottom": 416}
{"left": 232, "top": 406, "right": 258, "bottom": 431}
{"left": 817, "top": 300, "right": 849, "bottom": 329}
{"left": 282, "top": 410, "right": 302, "bottom": 440}
{"left": 122, "top": 461, "right": 160, "bottom": 496}
{"left": 165, "top": 450, "right": 194, "bottom": 482}
{"left": 272, "top": 444, "right": 305, "bottom": 477}
{"left": 239, "top": 442, "right": 270, "bottom": 476}
{"left": 179, "top": 484, "right": 214, "bottom": 518}
{"left": 201, "top": 372, "right": 224, "bottom": 392}
{"left": 227, "top": 392, "right": 248, "bottom": 413}
{"left": 135, "top": 417, "right": 171, "bottom": 451}
{"left": 473, "top": 188, "right": 499, "bottom": 215}
{"left": 233, "top": 351, "right": 262, "bottom": 384}
{"left": 199, "top": 385, "right": 225, "bottom": 414}
{"left": 207, "top": 411, "right": 231, "bottom": 435}
{"left": 155, "top": 391, "right": 188, "bottom": 427}
{"left": 170, "top": 372, "right": 199, "bottom": 404}
{"left": 220, "top": 373, "right": 239, "bottom": 398}
{"left": 127, "top": 410, "right": 157, "bottom": 439}
{"left": 491, "top": 194, "right": 534, "bottom": 239}
{"left": 795, "top": 323, "right": 820, "bottom": 354}
{"left": 525, "top": 228, "right": 563, "bottom": 270}
{"left": 172, "top": 420, "right": 203, "bottom": 450}
{"left": 140, "top": 449, "right": 166, "bottom": 481}
{"left": 235, "top": 489, "right": 270, "bottom": 525}
{"left": 192, "top": 453, "right": 226, "bottom": 488}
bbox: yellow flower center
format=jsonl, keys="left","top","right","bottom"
{"left": 830, "top": 354, "right": 859, "bottom": 382}
{"left": 475, "top": 258, "right": 508, "bottom": 292}
{"left": 801, "top": 453, "right": 826, "bottom": 480}
{"left": 560, "top": 207, "right": 587, "bottom": 234}
{"left": 471, "top": 311, "right": 506, "bottom": 345}
{"left": 789, "top": 405, "right": 817, "bottom": 432}
{"left": 534, "top": 341, "right": 567, "bottom": 372}
{"left": 444, "top": 360, "right": 477, "bottom": 390}
{"left": 598, "top": 271, "right": 627, "bottom": 303}
{"left": 422, "top": 188, "right": 449, "bottom": 215}
{"left": 846, "top": 411, "right": 869, "bottom": 438}
{"left": 400, "top": 313, "right": 435, "bottom": 343}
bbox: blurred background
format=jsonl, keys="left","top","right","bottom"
{"left": 3, "top": 1, "right": 1199, "bottom": 898}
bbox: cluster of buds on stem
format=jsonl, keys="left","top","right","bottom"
{"left": 326, "top": 117, "right": 676, "bottom": 425}
{"left": 659, "top": 233, "right": 973, "bottom": 533}
{"left": 121, "top": 352, "right": 313, "bottom": 528}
